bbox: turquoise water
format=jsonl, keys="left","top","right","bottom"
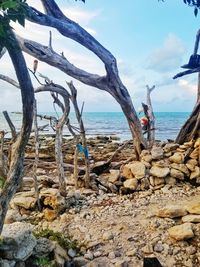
{"left": 0, "top": 112, "right": 190, "bottom": 141}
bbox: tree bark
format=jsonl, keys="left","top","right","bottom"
{"left": 0, "top": 29, "right": 34, "bottom": 234}
{"left": 176, "top": 100, "right": 200, "bottom": 144}
{"left": 146, "top": 85, "right": 155, "bottom": 146}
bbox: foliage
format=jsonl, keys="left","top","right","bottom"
{"left": 182, "top": 0, "right": 200, "bottom": 15}
{"left": 35, "top": 256, "right": 56, "bottom": 267}
{"left": 0, "top": 0, "right": 28, "bottom": 37}
{"left": 33, "top": 228, "right": 81, "bottom": 253}
{"left": 0, "top": 177, "right": 5, "bottom": 188}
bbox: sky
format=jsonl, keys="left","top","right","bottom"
{"left": 0, "top": 0, "right": 200, "bottom": 112}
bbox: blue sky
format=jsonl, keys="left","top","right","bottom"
{"left": 0, "top": 0, "right": 199, "bottom": 112}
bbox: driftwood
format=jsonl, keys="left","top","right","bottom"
{"left": 32, "top": 100, "right": 41, "bottom": 210}
{"left": 67, "top": 81, "right": 90, "bottom": 188}
{"left": 146, "top": 85, "right": 156, "bottom": 146}
{"left": 15, "top": 0, "right": 147, "bottom": 157}
{"left": 2, "top": 111, "right": 17, "bottom": 141}
{"left": 0, "top": 131, "right": 7, "bottom": 179}
{"left": 0, "top": 29, "right": 34, "bottom": 233}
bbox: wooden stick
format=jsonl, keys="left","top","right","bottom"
{"left": 2, "top": 111, "right": 17, "bottom": 141}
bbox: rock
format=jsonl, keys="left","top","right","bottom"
{"left": 182, "top": 214, "right": 200, "bottom": 223}
{"left": 123, "top": 178, "right": 138, "bottom": 190}
{"left": 190, "top": 166, "right": 200, "bottom": 180}
{"left": 154, "top": 177, "right": 165, "bottom": 186}
{"left": 68, "top": 248, "right": 77, "bottom": 258}
{"left": 165, "top": 176, "right": 176, "bottom": 185}
{"left": 151, "top": 146, "right": 164, "bottom": 160}
{"left": 170, "top": 168, "right": 184, "bottom": 180}
{"left": 140, "top": 177, "right": 150, "bottom": 190}
{"left": 54, "top": 243, "right": 69, "bottom": 265}
{"left": 150, "top": 166, "right": 170, "bottom": 178}
{"left": 0, "top": 259, "right": 15, "bottom": 267}
{"left": 186, "top": 159, "right": 198, "bottom": 172}
{"left": 33, "top": 238, "right": 55, "bottom": 257}
{"left": 157, "top": 205, "right": 187, "bottom": 218}
{"left": 10, "top": 191, "right": 36, "bottom": 210}
{"left": 186, "top": 202, "right": 200, "bottom": 214}
{"left": 154, "top": 242, "right": 164, "bottom": 253}
{"left": 0, "top": 222, "right": 36, "bottom": 261}
{"left": 84, "top": 251, "right": 94, "bottom": 260}
{"left": 142, "top": 154, "right": 152, "bottom": 163}
{"left": 108, "top": 170, "right": 120, "bottom": 183}
{"left": 168, "top": 223, "right": 194, "bottom": 241}
{"left": 190, "top": 148, "right": 199, "bottom": 159}
{"left": 129, "top": 161, "right": 146, "bottom": 179}
{"left": 5, "top": 209, "right": 22, "bottom": 224}
{"left": 169, "top": 153, "right": 184, "bottom": 164}
{"left": 121, "top": 164, "right": 133, "bottom": 179}
{"left": 102, "top": 231, "right": 114, "bottom": 241}
{"left": 43, "top": 208, "right": 57, "bottom": 222}
{"left": 40, "top": 188, "right": 66, "bottom": 211}
{"left": 115, "top": 260, "right": 129, "bottom": 267}
{"left": 163, "top": 143, "right": 179, "bottom": 153}
{"left": 170, "top": 163, "right": 189, "bottom": 176}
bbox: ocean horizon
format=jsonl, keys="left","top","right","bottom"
{"left": 0, "top": 111, "right": 190, "bottom": 141}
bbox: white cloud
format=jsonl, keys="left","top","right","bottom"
{"left": 147, "top": 33, "right": 185, "bottom": 73}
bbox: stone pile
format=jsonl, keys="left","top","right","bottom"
{"left": 104, "top": 138, "right": 200, "bottom": 193}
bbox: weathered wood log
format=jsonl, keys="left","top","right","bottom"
{"left": 0, "top": 29, "right": 34, "bottom": 234}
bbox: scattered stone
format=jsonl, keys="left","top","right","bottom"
{"left": 169, "top": 153, "right": 184, "bottom": 164}
{"left": 168, "top": 223, "right": 194, "bottom": 241}
{"left": 186, "top": 159, "right": 198, "bottom": 172}
{"left": 151, "top": 146, "right": 164, "bottom": 160}
{"left": 170, "top": 168, "right": 184, "bottom": 180}
{"left": 150, "top": 166, "right": 170, "bottom": 178}
{"left": 190, "top": 166, "right": 200, "bottom": 180}
{"left": 129, "top": 161, "right": 146, "bottom": 179}
{"left": 68, "top": 248, "right": 77, "bottom": 258}
{"left": 102, "top": 231, "right": 114, "bottom": 241}
{"left": 157, "top": 205, "right": 187, "bottom": 218}
{"left": 186, "top": 202, "right": 200, "bottom": 214}
{"left": 1, "top": 222, "right": 36, "bottom": 261}
{"left": 123, "top": 178, "right": 138, "bottom": 190}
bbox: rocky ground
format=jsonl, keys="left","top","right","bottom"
{"left": 1, "top": 135, "right": 200, "bottom": 267}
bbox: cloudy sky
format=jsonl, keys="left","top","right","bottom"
{"left": 0, "top": 0, "right": 199, "bottom": 112}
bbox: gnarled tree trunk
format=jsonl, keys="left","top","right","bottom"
{"left": 0, "top": 29, "right": 34, "bottom": 233}
{"left": 16, "top": 0, "right": 146, "bottom": 156}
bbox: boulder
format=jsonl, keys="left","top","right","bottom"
{"left": 0, "top": 222, "right": 36, "bottom": 261}
{"left": 150, "top": 166, "right": 170, "bottom": 178}
{"left": 10, "top": 191, "right": 36, "bottom": 210}
{"left": 33, "top": 238, "right": 55, "bottom": 257}
{"left": 157, "top": 205, "right": 187, "bottom": 218}
{"left": 190, "top": 166, "right": 200, "bottom": 180}
{"left": 168, "top": 223, "right": 194, "bottom": 241}
{"left": 194, "top": 138, "right": 200, "bottom": 148}
{"left": 186, "top": 159, "right": 198, "bottom": 172}
{"left": 108, "top": 170, "right": 120, "bottom": 183}
{"left": 170, "top": 168, "right": 184, "bottom": 180}
{"left": 186, "top": 202, "right": 200, "bottom": 214}
{"left": 151, "top": 146, "right": 164, "bottom": 160}
{"left": 169, "top": 153, "right": 184, "bottom": 164}
{"left": 190, "top": 148, "right": 199, "bottom": 159}
{"left": 123, "top": 178, "right": 138, "bottom": 190}
{"left": 121, "top": 164, "right": 133, "bottom": 179}
{"left": 170, "top": 163, "right": 189, "bottom": 176}
{"left": 129, "top": 161, "right": 146, "bottom": 179}
{"left": 182, "top": 214, "right": 200, "bottom": 223}
{"left": 163, "top": 143, "right": 179, "bottom": 153}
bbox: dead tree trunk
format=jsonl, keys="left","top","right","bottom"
{"left": 35, "top": 84, "right": 70, "bottom": 196}
{"left": 33, "top": 100, "right": 41, "bottom": 210}
{"left": 0, "top": 131, "right": 7, "bottom": 180}
{"left": 146, "top": 85, "right": 156, "bottom": 146}
{"left": 2, "top": 111, "right": 17, "bottom": 141}
{"left": 17, "top": 0, "right": 146, "bottom": 156}
{"left": 67, "top": 81, "right": 90, "bottom": 188}
{"left": 0, "top": 29, "right": 34, "bottom": 234}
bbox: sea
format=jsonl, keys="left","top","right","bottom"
{"left": 0, "top": 112, "right": 190, "bottom": 142}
